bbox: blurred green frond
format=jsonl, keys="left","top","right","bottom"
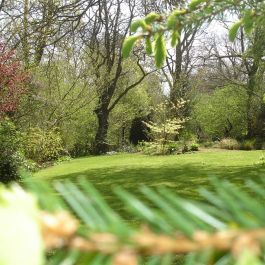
{"left": 8, "top": 177, "right": 265, "bottom": 265}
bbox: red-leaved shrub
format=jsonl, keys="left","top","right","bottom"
{"left": 0, "top": 43, "right": 28, "bottom": 116}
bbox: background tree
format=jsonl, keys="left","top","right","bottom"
{"left": 198, "top": 23, "right": 265, "bottom": 139}
{"left": 79, "top": 0, "right": 157, "bottom": 154}
{"left": 143, "top": 100, "right": 186, "bottom": 154}
{"left": 0, "top": 0, "right": 97, "bottom": 67}
{"left": 0, "top": 44, "right": 27, "bottom": 183}
{"left": 142, "top": 0, "right": 202, "bottom": 116}
{"left": 123, "top": 0, "right": 265, "bottom": 69}
{"left": 191, "top": 85, "right": 248, "bottom": 139}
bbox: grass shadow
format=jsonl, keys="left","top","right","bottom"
{"left": 53, "top": 162, "right": 265, "bottom": 217}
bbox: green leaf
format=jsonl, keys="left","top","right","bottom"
{"left": 167, "top": 9, "right": 185, "bottom": 30}
{"left": 145, "top": 12, "right": 161, "bottom": 24}
{"left": 160, "top": 189, "right": 212, "bottom": 231}
{"left": 78, "top": 178, "right": 130, "bottom": 236}
{"left": 167, "top": 9, "right": 186, "bottom": 29}
{"left": 146, "top": 37, "right": 153, "bottom": 55}
{"left": 154, "top": 34, "right": 166, "bottom": 68}
{"left": 115, "top": 187, "right": 172, "bottom": 232}
{"left": 54, "top": 181, "right": 98, "bottom": 229}
{"left": 211, "top": 180, "right": 258, "bottom": 228}
{"left": 141, "top": 187, "right": 195, "bottom": 236}
{"left": 167, "top": 11, "right": 179, "bottom": 29}
{"left": 64, "top": 181, "right": 108, "bottom": 230}
{"left": 24, "top": 179, "right": 66, "bottom": 212}
{"left": 167, "top": 14, "right": 177, "bottom": 30}
{"left": 172, "top": 9, "right": 187, "bottom": 16}
{"left": 204, "top": 5, "right": 214, "bottom": 14}
{"left": 131, "top": 19, "right": 147, "bottom": 33}
{"left": 220, "top": 181, "right": 265, "bottom": 224}
{"left": 189, "top": 0, "right": 206, "bottom": 11}
{"left": 170, "top": 30, "right": 180, "bottom": 47}
{"left": 243, "top": 10, "right": 254, "bottom": 34}
{"left": 229, "top": 20, "right": 242, "bottom": 41}
{"left": 122, "top": 36, "right": 140, "bottom": 58}
{"left": 181, "top": 201, "right": 226, "bottom": 230}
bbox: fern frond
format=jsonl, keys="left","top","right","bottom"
{"left": 9, "top": 178, "right": 265, "bottom": 264}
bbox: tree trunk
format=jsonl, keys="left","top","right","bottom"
{"left": 246, "top": 27, "right": 265, "bottom": 138}
{"left": 246, "top": 92, "right": 254, "bottom": 138}
{"left": 121, "top": 125, "right": 126, "bottom": 147}
{"left": 170, "top": 42, "right": 182, "bottom": 105}
{"left": 93, "top": 106, "right": 110, "bottom": 154}
{"left": 224, "top": 118, "right": 233, "bottom": 137}
{"left": 246, "top": 62, "right": 258, "bottom": 139}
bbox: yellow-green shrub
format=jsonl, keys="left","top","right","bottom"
{"left": 23, "top": 128, "right": 64, "bottom": 163}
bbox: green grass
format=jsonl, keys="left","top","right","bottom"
{"left": 35, "top": 150, "right": 265, "bottom": 215}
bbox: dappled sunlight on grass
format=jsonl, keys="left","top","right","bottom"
{"left": 35, "top": 150, "right": 265, "bottom": 217}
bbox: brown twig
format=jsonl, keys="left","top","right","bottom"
{"left": 39, "top": 211, "right": 265, "bottom": 260}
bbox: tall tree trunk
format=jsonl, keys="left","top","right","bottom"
{"left": 22, "top": 0, "right": 30, "bottom": 67}
{"left": 170, "top": 42, "right": 182, "bottom": 104}
{"left": 246, "top": 59, "right": 259, "bottom": 138}
{"left": 93, "top": 105, "right": 110, "bottom": 155}
{"left": 246, "top": 90, "right": 254, "bottom": 138}
{"left": 246, "top": 27, "right": 265, "bottom": 138}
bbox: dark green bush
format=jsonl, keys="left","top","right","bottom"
{"left": 166, "top": 142, "right": 181, "bottom": 154}
{"left": 254, "top": 139, "right": 263, "bottom": 150}
{"left": 190, "top": 143, "right": 199, "bottom": 151}
{"left": 181, "top": 143, "right": 189, "bottom": 153}
{"left": 0, "top": 119, "right": 22, "bottom": 183}
{"left": 23, "top": 127, "right": 65, "bottom": 163}
{"left": 201, "top": 141, "right": 214, "bottom": 148}
{"left": 240, "top": 139, "right": 256, "bottom": 150}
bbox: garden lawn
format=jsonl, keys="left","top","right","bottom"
{"left": 34, "top": 150, "right": 265, "bottom": 215}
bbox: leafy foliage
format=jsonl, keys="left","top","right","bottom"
{"left": 0, "top": 177, "right": 264, "bottom": 265}
{"left": 190, "top": 143, "right": 199, "bottom": 151}
{"left": 0, "top": 43, "right": 28, "bottom": 115}
{"left": 122, "top": 36, "right": 141, "bottom": 58}
{"left": 154, "top": 34, "right": 167, "bottom": 68}
{"left": 137, "top": 141, "right": 198, "bottom": 155}
{"left": 122, "top": 1, "right": 265, "bottom": 67}
{"left": 23, "top": 127, "right": 65, "bottom": 163}
{"left": 108, "top": 82, "right": 153, "bottom": 150}
{"left": 191, "top": 86, "right": 248, "bottom": 139}
{"left": 229, "top": 20, "right": 243, "bottom": 41}
{"left": 0, "top": 118, "right": 22, "bottom": 183}
{"left": 240, "top": 139, "right": 256, "bottom": 151}
{"left": 143, "top": 101, "right": 186, "bottom": 154}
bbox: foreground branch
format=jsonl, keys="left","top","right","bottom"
{"left": 40, "top": 211, "right": 265, "bottom": 263}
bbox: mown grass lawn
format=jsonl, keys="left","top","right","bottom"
{"left": 35, "top": 150, "right": 265, "bottom": 215}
